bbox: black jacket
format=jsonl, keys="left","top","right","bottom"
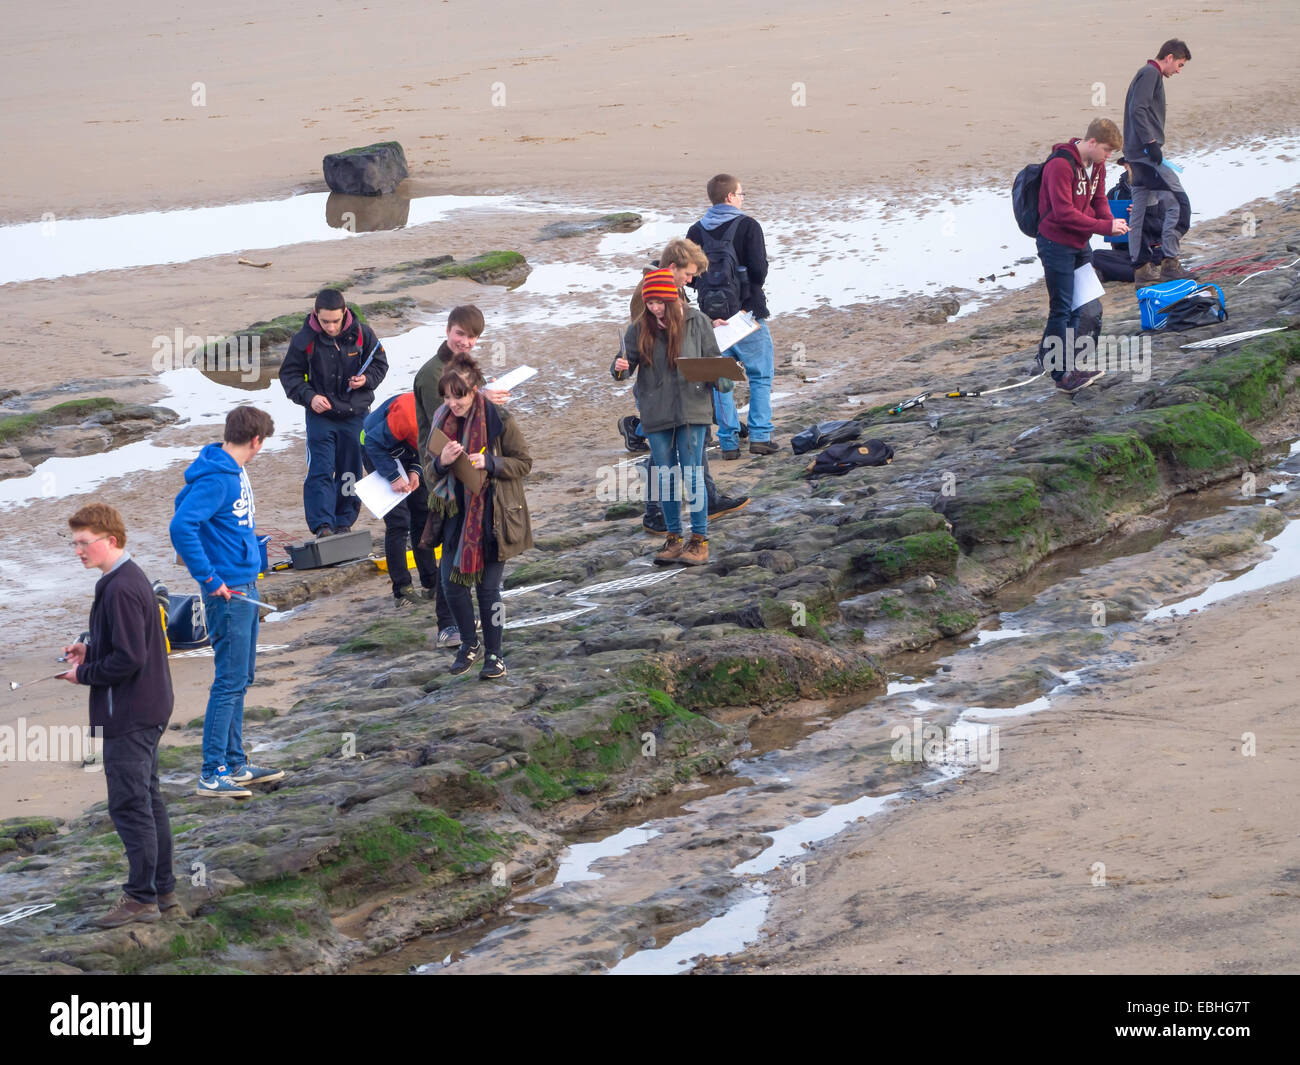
{"left": 279, "top": 309, "right": 388, "bottom": 419}
{"left": 686, "top": 215, "right": 770, "bottom": 319}
{"left": 77, "top": 558, "right": 174, "bottom": 738}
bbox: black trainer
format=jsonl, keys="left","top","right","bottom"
{"left": 449, "top": 642, "right": 483, "bottom": 676}
{"left": 479, "top": 654, "right": 507, "bottom": 680}
{"left": 314, "top": 525, "right": 333, "bottom": 538}
{"left": 708, "top": 494, "right": 750, "bottom": 520}
{"left": 618, "top": 415, "right": 649, "bottom": 453}
{"left": 643, "top": 509, "right": 668, "bottom": 535}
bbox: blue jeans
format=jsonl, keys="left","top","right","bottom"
{"left": 643, "top": 448, "right": 719, "bottom": 523}
{"left": 304, "top": 410, "right": 364, "bottom": 531}
{"left": 201, "top": 584, "right": 258, "bottom": 777}
{"left": 1035, "top": 236, "right": 1100, "bottom": 382}
{"left": 715, "top": 320, "right": 774, "bottom": 445}
{"left": 646, "top": 425, "right": 707, "bottom": 536}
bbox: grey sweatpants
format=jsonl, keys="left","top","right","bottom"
{"left": 1129, "top": 161, "right": 1190, "bottom": 262}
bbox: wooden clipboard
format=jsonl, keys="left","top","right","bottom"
{"left": 428, "top": 428, "right": 486, "bottom": 496}
{"left": 678, "top": 356, "right": 747, "bottom": 383}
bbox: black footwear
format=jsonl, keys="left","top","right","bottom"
{"left": 739, "top": 420, "right": 749, "bottom": 439}
{"left": 449, "top": 642, "right": 482, "bottom": 676}
{"left": 618, "top": 415, "right": 649, "bottom": 453}
{"left": 643, "top": 510, "right": 668, "bottom": 535}
{"left": 314, "top": 525, "right": 333, "bottom": 538}
{"left": 393, "top": 585, "right": 422, "bottom": 609}
{"left": 335, "top": 525, "right": 353, "bottom": 535}
{"left": 708, "top": 494, "right": 750, "bottom": 520}
{"left": 749, "top": 440, "right": 779, "bottom": 455}
{"left": 479, "top": 654, "right": 507, "bottom": 680}
{"left": 1057, "top": 370, "right": 1106, "bottom": 395}
{"left": 720, "top": 449, "right": 742, "bottom": 461}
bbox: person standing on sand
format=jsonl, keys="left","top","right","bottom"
{"left": 1034, "top": 118, "right": 1129, "bottom": 394}
{"left": 613, "top": 270, "right": 721, "bottom": 566}
{"left": 169, "top": 405, "right": 284, "bottom": 799}
{"left": 426, "top": 354, "right": 533, "bottom": 680}
{"left": 687, "top": 174, "right": 779, "bottom": 458}
{"left": 278, "top": 288, "right": 388, "bottom": 539}
{"left": 1124, "top": 39, "right": 1194, "bottom": 284}
{"left": 413, "top": 305, "right": 510, "bottom": 649}
{"left": 60, "top": 503, "right": 178, "bottom": 928}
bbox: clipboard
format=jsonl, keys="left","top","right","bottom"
{"left": 428, "top": 428, "right": 486, "bottom": 496}
{"left": 678, "top": 357, "right": 747, "bottom": 383}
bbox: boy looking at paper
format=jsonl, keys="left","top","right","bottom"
{"left": 1034, "top": 119, "right": 1129, "bottom": 394}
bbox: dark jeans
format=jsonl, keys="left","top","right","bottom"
{"left": 1036, "top": 236, "right": 1101, "bottom": 382}
{"left": 384, "top": 487, "right": 452, "bottom": 629}
{"left": 105, "top": 724, "right": 175, "bottom": 905}
{"left": 440, "top": 550, "right": 505, "bottom": 659}
{"left": 643, "top": 448, "right": 720, "bottom": 524}
{"left": 304, "top": 410, "right": 364, "bottom": 531}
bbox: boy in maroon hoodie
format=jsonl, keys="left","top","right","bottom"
{"left": 1035, "top": 118, "right": 1129, "bottom": 393}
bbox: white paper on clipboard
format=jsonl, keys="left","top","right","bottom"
{"left": 487, "top": 365, "right": 538, "bottom": 393}
{"left": 713, "top": 310, "right": 759, "bottom": 353}
{"left": 1071, "top": 263, "right": 1105, "bottom": 310}
{"left": 356, "top": 464, "right": 410, "bottom": 520}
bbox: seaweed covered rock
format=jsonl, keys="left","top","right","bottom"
{"left": 322, "top": 142, "right": 409, "bottom": 196}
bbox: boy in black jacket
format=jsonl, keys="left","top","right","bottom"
{"left": 279, "top": 288, "right": 388, "bottom": 537}
{"left": 60, "top": 503, "right": 177, "bottom": 928}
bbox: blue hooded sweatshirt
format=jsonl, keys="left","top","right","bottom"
{"left": 170, "top": 442, "right": 260, "bottom": 592}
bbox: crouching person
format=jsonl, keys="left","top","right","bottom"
{"left": 60, "top": 503, "right": 178, "bottom": 927}
{"left": 362, "top": 391, "right": 453, "bottom": 627}
{"left": 426, "top": 354, "right": 533, "bottom": 679}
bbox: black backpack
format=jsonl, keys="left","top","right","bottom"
{"left": 807, "top": 439, "right": 894, "bottom": 477}
{"left": 1012, "top": 147, "right": 1074, "bottom": 238}
{"left": 695, "top": 219, "right": 748, "bottom": 320}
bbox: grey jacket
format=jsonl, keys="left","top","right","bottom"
{"left": 612, "top": 307, "right": 721, "bottom": 433}
{"left": 1123, "top": 62, "right": 1166, "bottom": 160}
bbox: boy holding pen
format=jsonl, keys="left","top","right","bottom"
{"left": 278, "top": 288, "right": 389, "bottom": 538}
{"left": 169, "top": 406, "right": 284, "bottom": 798}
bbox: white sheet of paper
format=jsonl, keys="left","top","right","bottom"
{"left": 356, "top": 464, "right": 409, "bottom": 520}
{"left": 488, "top": 365, "right": 538, "bottom": 392}
{"left": 713, "top": 310, "right": 759, "bottom": 353}
{"left": 1072, "top": 263, "right": 1105, "bottom": 310}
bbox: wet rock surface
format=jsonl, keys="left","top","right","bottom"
{"left": 3, "top": 223, "right": 1299, "bottom": 974}
{"left": 536, "top": 213, "right": 643, "bottom": 240}
{"left": 0, "top": 398, "right": 179, "bottom": 477}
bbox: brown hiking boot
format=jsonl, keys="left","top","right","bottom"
{"left": 1133, "top": 262, "right": 1163, "bottom": 285}
{"left": 1159, "top": 256, "right": 1194, "bottom": 281}
{"left": 95, "top": 894, "right": 161, "bottom": 929}
{"left": 158, "top": 892, "right": 185, "bottom": 918}
{"left": 653, "top": 534, "right": 686, "bottom": 565}
{"left": 679, "top": 534, "right": 710, "bottom": 566}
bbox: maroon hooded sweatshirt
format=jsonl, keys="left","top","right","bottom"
{"left": 1037, "top": 139, "right": 1114, "bottom": 248}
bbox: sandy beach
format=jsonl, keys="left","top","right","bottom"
{"left": 1, "top": 0, "right": 1299, "bottom": 976}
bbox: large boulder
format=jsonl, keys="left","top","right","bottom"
{"left": 322, "top": 142, "right": 409, "bottom": 197}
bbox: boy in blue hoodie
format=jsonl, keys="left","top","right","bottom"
{"left": 170, "top": 405, "right": 282, "bottom": 798}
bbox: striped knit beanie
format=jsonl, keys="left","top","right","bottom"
{"left": 641, "top": 268, "right": 680, "bottom": 302}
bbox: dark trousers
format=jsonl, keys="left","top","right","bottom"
{"left": 304, "top": 410, "right": 364, "bottom": 532}
{"left": 104, "top": 724, "right": 175, "bottom": 905}
{"left": 384, "top": 487, "right": 452, "bottom": 629}
{"left": 1036, "top": 236, "right": 1101, "bottom": 382}
{"left": 643, "top": 448, "right": 720, "bottom": 523}
{"left": 440, "top": 551, "right": 505, "bottom": 659}
{"left": 1130, "top": 161, "right": 1191, "bottom": 260}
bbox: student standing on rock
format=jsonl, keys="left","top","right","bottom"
{"left": 170, "top": 405, "right": 283, "bottom": 798}
{"left": 60, "top": 503, "right": 178, "bottom": 928}
{"left": 1034, "top": 118, "right": 1129, "bottom": 394}
{"left": 426, "top": 354, "right": 532, "bottom": 680}
{"left": 412, "top": 305, "right": 510, "bottom": 649}
{"left": 278, "top": 288, "right": 388, "bottom": 538}
{"left": 612, "top": 270, "right": 721, "bottom": 566}
{"left": 687, "top": 174, "right": 779, "bottom": 457}
{"left": 362, "top": 390, "right": 444, "bottom": 611}
{"left": 625, "top": 239, "right": 749, "bottom": 534}
{"left": 1124, "top": 39, "right": 1194, "bottom": 283}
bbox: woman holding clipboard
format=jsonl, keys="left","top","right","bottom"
{"left": 612, "top": 269, "right": 724, "bottom": 566}
{"left": 425, "top": 354, "right": 533, "bottom": 679}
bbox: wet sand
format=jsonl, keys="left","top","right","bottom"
{"left": 721, "top": 580, "right": 1300, "bottom": 975}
